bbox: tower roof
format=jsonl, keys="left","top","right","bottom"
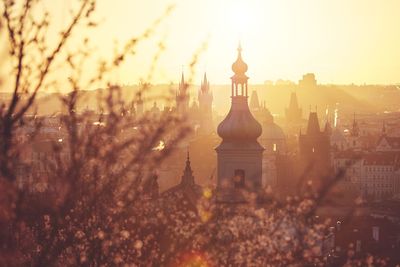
{"left": 232, "top": 43, "right": 248, "bottom": 75}
{"left": 231, "top": 43, "right": 249, "bottom": 85}
{"left": 200, "top": 72, "right": 210, "bottom": 93}
{"left": 218, "top": 45, "right": 262, "bottom": 143}
{"left": 306, "top": 112, "right": 321, "bottom": 135}
{"left": 180, "top": 151, "right": 195, "bottom": 186}
{"left": 218, "top": 97, "right": 262, "bottom": 142}
{"left": 178, "top": 71, "right": 187, "bottom": 95}
{"left": 351, "top": 112, "right": 359, "bottom": 136}
{"left": 324, "top": 121, "right": 332, "bottom": 135}
{"left": 180, "top": 71, "right": 185, "bottom": 85}
{"left": 250, "top": 90, "right": 260, "bottom": 110}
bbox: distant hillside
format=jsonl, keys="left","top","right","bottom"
{"left": 7, "top": 83, "right": 400, "bottom": 117}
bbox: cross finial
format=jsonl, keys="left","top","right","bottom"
{"left": 238, "top": 41, "right": 242, "bottom": 52}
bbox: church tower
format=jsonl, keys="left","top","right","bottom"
{"left": 198, "top": 73, "right": 214, "bottom": 134}
{"left": 285, "top": 92, "right": 302, "bottom": 124}
{"left": 299, "top": 112, "right": 331, "bottom": 184}
{"left": 216, "top": 44, "right": 264, "bottom": 203}
{"left": 348, "top": 112, "right": 361, "bottom": 150}
{"left": 176, "top": 72, "right": 189, "bottom": 113}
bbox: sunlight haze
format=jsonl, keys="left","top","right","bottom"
{"left": 47, "top": 0, "right": 400, "bottom": 85}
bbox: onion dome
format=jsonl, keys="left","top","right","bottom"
{"left": 217, "top": 96, "right": 262, "bottom": 142}
{"left": 232, "top": 44, "right": 248, "bottom": 75}
{"left": 218, "top": 44, "right": 261, "bottom": 143}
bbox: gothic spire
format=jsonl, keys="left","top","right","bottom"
{"left": 179, "top": 71, "right": 186, "bottom": 93}
{"left": 180, "top": 150, "right": 195, "bottom": 186}
{"left": 201, "top": 72, "right": 210, "bottom": 93}
{"left": 351, "top": 112, "right": 359, "bottom": 136}
{"left": 306, "top": 112, "right": 321, "bottom": 135}
{"left": 250, "top": 90, "right": 260, "bottom": 110}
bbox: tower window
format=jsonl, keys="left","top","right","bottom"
{"left": 233, "top": 169, "right": 245, "bottom": 188}
{"left": 273, "top": 143, "right": 277, "bottom": 152}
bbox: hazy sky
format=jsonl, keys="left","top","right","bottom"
{"left": 46, "top": 0, "right": 400, "bottom": 85}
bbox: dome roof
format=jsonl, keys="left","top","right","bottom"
{"left": 231, "top": 44, "right": 248, "bottom": 75}
{"left": 262, "top": 122, "right": 285, "bottom": 140}
{"left": 217, "top": 96, "right": 262, "bottom": 142}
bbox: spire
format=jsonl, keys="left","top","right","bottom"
{"left": 180, "top": 150, "right": 195, "bottom": 186}
{"left": 351, "top": 112, "right": 359, "bottom": 136}
{"left": 324, "top": 121, "right": 332, "bottom": 136}
{"left": 250, "top": 90, "right": 260, "bottom": 110}
{"left": 286, "top": 91, "right": 302, "bottom": 124}
{"left": 176, "top": 71, "right": 189, "bottom": 113}
{"left": 306, "top": 112, "right": 321, "bottom": 135}
{"left": 179, "top": 71, "right": 185, "bottom": 92}
{"left": 200, "top": 72, "right": 210, "bottom": 93}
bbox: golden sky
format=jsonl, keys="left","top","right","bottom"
{"left": 46, "top": 0, "right": 400, "bottom": 85}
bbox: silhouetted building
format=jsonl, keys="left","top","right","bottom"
{"left": 176, "top": 72, "right": 189, "bottom": 114}
{"left": 198, "top": 73, "right": 214, "bottom": 134}
{"left": 250, "top": 90, "right": 260, "bottom": 111}
{"left": 299, "top": 73, "right": 317, "bottom": 88}
{"left": 361, "top": 152, "right": 400, "bottom": 200}
{"left": 376, "top": 122, "right": 400, "bottom": 152}
{"left": 216, "top": 44, "right": 264, "bottom": 203}
{"left": 162, "top": 152, "right": 202, "bottom": 207}
{"left": 285, "top": 92, "right": 302, "bottom": 124}
{"left": 331, "top": 127, "right": 347, "bottom": 151}
{"left": 299, "top": 112, "right": 331, "bottom": 184}
{"left": 249, "top": 90, "right": 272, "bottom": 125}
{"left": 260, "top": 108, "right": 287, "bottom": 187}
{"left": 347, "top": 113, "right": 362, "bottom": 150}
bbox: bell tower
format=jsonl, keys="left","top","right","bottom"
{"left": 215, "top": 44, "right": 264, "bottom": 203}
